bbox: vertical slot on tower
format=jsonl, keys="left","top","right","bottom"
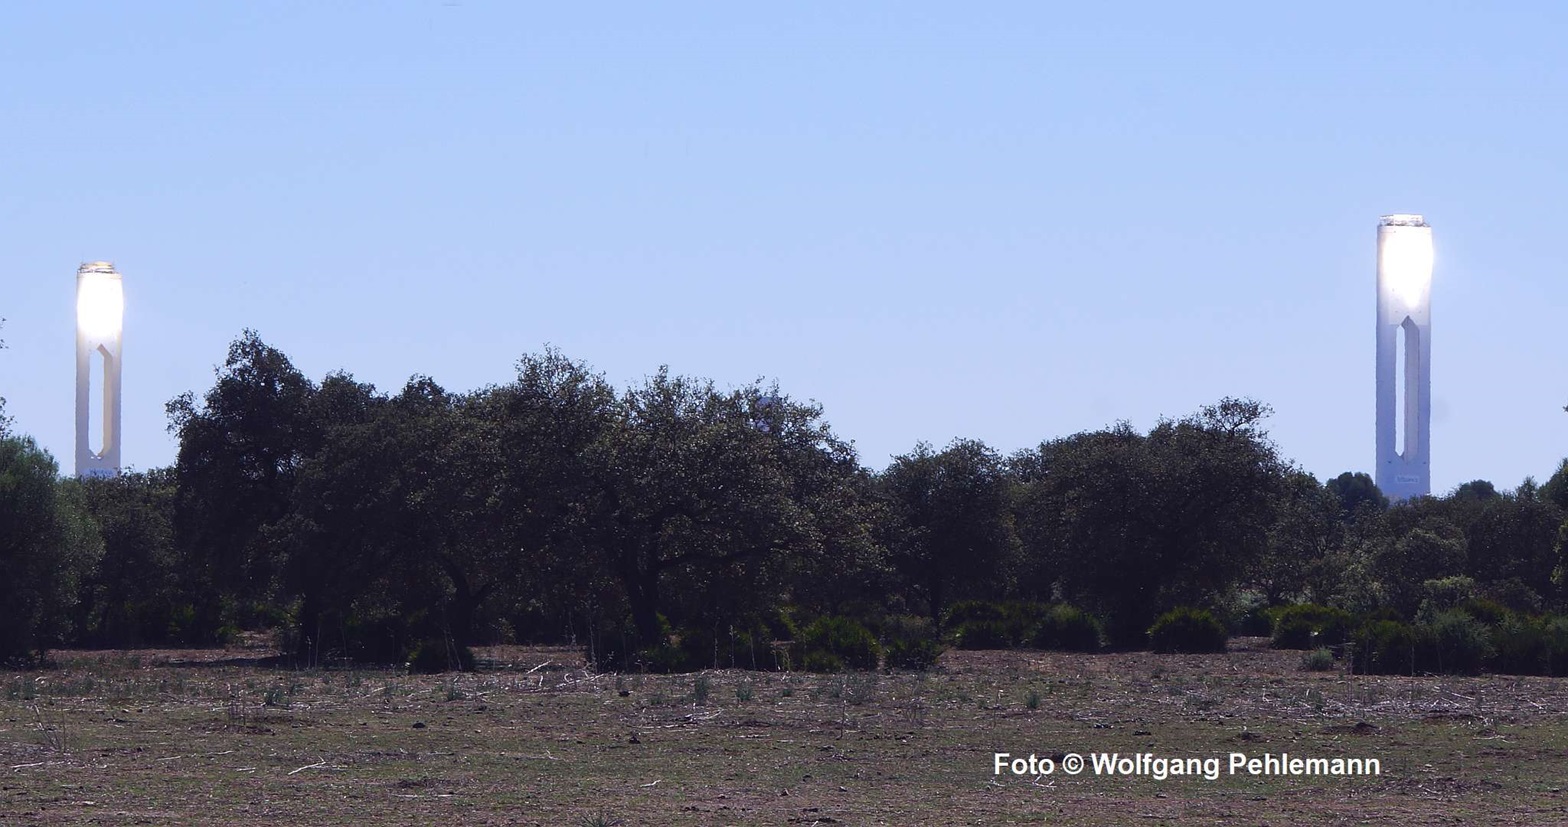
{"left": 88, "top": 346, "right": 106, "bottom": 456}
{"left": 1402, "top": 317, "right": 1421, "bottom": 460}
{"left": 1394, "top": 320, "right": 1407, "bottom": 458}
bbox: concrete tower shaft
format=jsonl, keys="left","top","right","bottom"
{"left": 76, "top": 261, "right": 123, "bottom": 478}
{"left": 1375, "top": 215, "right": 1432, "bottom": 500}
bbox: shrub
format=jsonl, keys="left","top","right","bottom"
{"left": 953, "top": 619, "right": 1012, "bottom": 650}
{"left": 1420, "top": 576, "right": 1478, "bottom": 612}
{"left": 675, "top": 621, "right": 774, "bottom": 671}
{"left": 1271, "top": 604, "right": 1354, "bottom": 650}
{"left": 1457, "top": 597, "right": 1511, "bottom": 625}
{"left": 632, "top": 643, "right": 691, "bottom": 674}
{"left": 1231, "top": 603, "right": 1281, "bottom": 638}
{"left": 1356, "top": 619, "right": 1417, "bottom": 675}
{"left": 1300, "top": 648, "right": 1336, "bottom": 672}
{"left": 944, "top": 601, "right": 1049, "bottom": 648}
{"left": 406, "top": 637, "right": 475, "bottom": 674}
{"left": 1029, "top": 605, "right": 1102, "bottom": 652}
{"left": 801, "top": 650, "right": 845, "bottom": 673}
{"left": 1542, "top": 616, "right": 1568, "bottom": 676}
{"left": 881, "top": 615, "right": 944, "bottom": 671}
{"left": 797, "top": 616, "right": 880, "bottom": 671}
{"left": 943, "top": 600, "right": 1007, "bottom": 627}
{"left": 1148, "top": 607, "right": 1228, "bottom": 654}
{"left": 1418, "top": 610, "right": 1493, "bottom": 675}
{"left": 1489, "top": 612, "right": 1547, "bottom": 675}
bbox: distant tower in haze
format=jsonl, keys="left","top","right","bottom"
{"left": 76, "top": 261, "right": 124, "bottom": 478}
{"left": 1375, "top": 215, "right": 1433, "bottom": 500}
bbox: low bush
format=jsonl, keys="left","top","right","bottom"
{"left": 1300, "top": 647, "right": 1336, "bottom": 671}
{"left": 675, "top": 621, "right": 774, "bottom": 671}
{"left": 1148, "top": 607, "right": 1228, "bottom": 654}
{"left": 797, "top": 616, "right": 880, "bottom": 671}
{"left": 406, "top": 637, "right": 475, "bottom": 674}
{"left": 1029, "top": 605, "right": 1102, "bottom": 653}
{"left": 953, "top": 619, "right": 1012, "bottom": 650}
{"left": 1356, "top": 619, "right": 1417, "bottom": 675}
{"left": 1419, "top": 609, "right": 1492, "bottom": 675}
{"left": 946, "top": 601, "right": 1050, "bottom": 649}
{"left": 881, "top": 615, "right": 944, "bottom": 671}
{"left": 1271, "top": 604, "right": 1354, "bottom": 650}
{"left": 1489, "top": 611, "right": 1547, "bottom": 675}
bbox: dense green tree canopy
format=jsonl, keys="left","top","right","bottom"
{"left": 0, "top": 436, "right": 102, "bottom": 663}
{"left": 881, "top": 439, "right": 1015, "bottom": 625}
{"left": 1016, "top": 398, "right": 1288, "bottom": 644}
{"left": 4, "top": 328, "right": 1561, "bottom": 669}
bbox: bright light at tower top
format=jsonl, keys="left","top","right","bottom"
{"left": 76, "top": 261, "right": 124, "bottom": 340}
{"left": 1378, "top": 216, "right": 1433, "bottom": 309}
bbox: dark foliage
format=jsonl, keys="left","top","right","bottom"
{"left": 1271, "top": 604, "right": 1354, "bottom": 650}
{"left": 1148, "top": 607, "right": 1229, "bottom": 654}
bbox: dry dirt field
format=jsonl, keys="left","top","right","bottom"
{"left": 4, "top": 639, "right": 1567, "bottom": 825}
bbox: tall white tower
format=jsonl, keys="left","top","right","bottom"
{"left": 1375, "top": 215, "right": 1433, "bottom": 500}
{"left": 76, "top": 261, "right": 124, "bottom": 478}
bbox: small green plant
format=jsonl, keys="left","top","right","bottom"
{"left": 7, "top": 677, "right": 38, "bottom": 701}
{"left": 735, "top": 681, "right": 754, "bottom": 702}
{"left": 263, "top": 686, "right": 288, "bottom": 708}
{"left": 1300, "top": 647, "right": 1336, "bottom": 672}
{"left": 442, "top": 679, "right": 465, "bottom": 702}
{"left": 576, "top": 812, "right": 624, "bottom": 827}
{"left": 1148, "top": 607, "right": 1229, "bottom": 654}
{"left": 692, "top": 674, "right": 712, "bottom": 706}
{"left": 833, "top": 672, "right": 880, "bottom": 705}
{"left": 1025, "top": 688, "right": 1041, "bottom": 710}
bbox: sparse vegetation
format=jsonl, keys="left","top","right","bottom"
{"left": 0, "top": 643, "right": 1563, "bottom": 824}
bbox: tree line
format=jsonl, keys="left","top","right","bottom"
{"left": 4, "top": 330, "right": 1568, "bottom": 671}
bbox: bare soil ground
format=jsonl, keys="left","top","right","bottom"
{"left": 4, "top": 638, "right": 1567, "bottom": 825}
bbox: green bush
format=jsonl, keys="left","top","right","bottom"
{"left": 406, "top": 637, "right": 475, "bottom": 674}
{"left": 1300, "top": 647, "right": 1336, "bottom": 671}
{"left": 1488, "top": 612, "right": 1547, "bottom": 675}
{"left": 797, "top": 616, "right": 880, "bottom": 671}
{"left": 1147, "top": 607, "right": 1228, "bottom": 654}
{"left": 1028, "top": 605, "right": 1102, "bottom": 652}
{"left": 945, "top": 601, "right": 1049, "bottom": 648}
{"left": 943, "top": 600, "right": 1007, "bottom": 627}
{"left": 1356, "top": 619, "right": 1418, "bottom": 675}
{"left": 953, "top": 619, "right": 1012, "bottom": 650}
{"left": 1542, "top": 616, "right": 1568, "bottom": 676}
{"left": 1271, "top": 604, "right": 1354, "bottom": 650}
{"left": 1232, "top": 603, "right": 1281, "bottom": 638}
{"left": 1418, "top": 609, "right": 1492, "bottom": 675}
{"left": 630, "top": 643, "right": 691, "bottom": 674}
{"left": 801, "top": 650, "right": 845, "bottom": 673}
{"left": 1457, "top": 597, "right": 1511, "bottom": 625}
{"left": 880, "top": 615, "right": 944, "bottom": 671}
{"left": 675, "top": 621, "right": 774, "bottom": 671}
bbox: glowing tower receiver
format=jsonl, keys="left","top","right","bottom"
{"left": 76, "top": 261, "right": 124, "bottom": 478}
{"left": 1375, "top": 215, "right": 1433, "bottom": 500}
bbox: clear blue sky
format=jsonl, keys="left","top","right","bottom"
{"left": 4, "top": 2, "right": 1565, "bottom": 491}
